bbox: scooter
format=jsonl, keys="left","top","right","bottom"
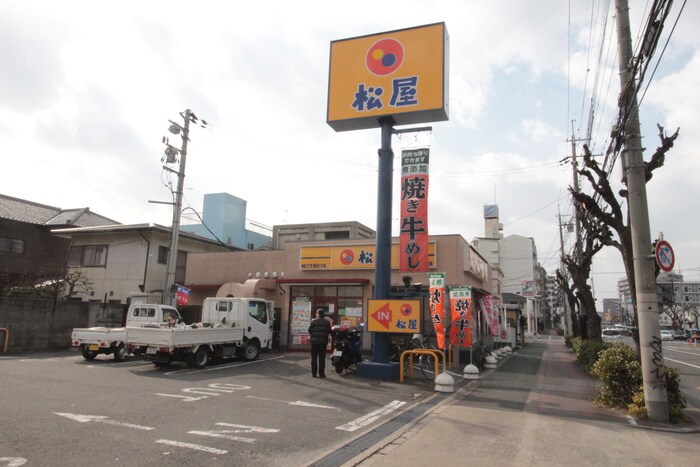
{"left": 331, "top": 323, "right": 364, "bottom": 373}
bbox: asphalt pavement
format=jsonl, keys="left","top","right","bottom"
{"left": 321, "top": 336, "right": 700, "bottom": 467}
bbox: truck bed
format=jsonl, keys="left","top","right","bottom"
{"left": 124, "top": 326, "right": 245, "bottom": 348}
{"left": 71, "top": 327, "right": 126, "bottom": 344}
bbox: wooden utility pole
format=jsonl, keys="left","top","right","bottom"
{"left": 614, "top": 0, "right": 668, "bottom": 421}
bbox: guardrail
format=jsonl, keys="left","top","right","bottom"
{"left": 399, "top": 348, "right": 445, "bottom": 382}
{"left": 0, "top": 328, "right": 8, "bottom": 353}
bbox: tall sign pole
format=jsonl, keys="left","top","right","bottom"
{"left": 327, "top": 23, "right": 449, "bottom": 378}
{"left": 614, "top": 0, "right": 668, "bottom": 421}
{"left": 163, "top": 109, "right": 191, "bottom": 305}
{"left": 373, "top": 117, "right": 395, "bottom": 362}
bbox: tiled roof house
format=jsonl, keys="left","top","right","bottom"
{"left": 0, "top": 193, "right": 119, "bottom": 292}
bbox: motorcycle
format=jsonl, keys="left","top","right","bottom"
{"left": 330, "top": 323, "right": 364, "bottom": 373}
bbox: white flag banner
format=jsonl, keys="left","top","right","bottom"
{"left": 479, "top": 296, "right": 499, "bottom": 337}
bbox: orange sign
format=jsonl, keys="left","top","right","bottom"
{"left": 327, "top": 22, "right": 449, "bottom": 132}
{"left": 367, "top": 299, "right": 421, "bottom": 333}
{"left": 300, "top": 243, "right": 436, "bottom": 270}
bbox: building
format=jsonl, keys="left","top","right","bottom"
{"left": 183, "top": 231, "right": 507, "bottom": 353}
{"left": 602, "top": 298, "right": 620, "bottom": 325}
{"left": 471, "top": 205, "right": 541, "bottom": 335}
{"left": 180, "top": 192, "right": 271, "bottom": 250}
{"left": 656, "top": 271, "right": 700, "bottom": 329}
{"left": 53, "top": 224, "right": 232, "bottom": 304}
{"left": 0, "top": 193, "right": 117, "bottom": 295}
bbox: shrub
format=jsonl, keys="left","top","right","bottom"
{"left": 591, "top": 343, "right": 642, "bottom": 408}
{"left": 628, "top": 367, "right": 688, "bottom": 422}
{"left": 564, "top": 335, "right": 573, "bottom": 349}
{"left": 576, "top": 340, "right": 609, "bottom": 374}
{"left": 570, "top": 336, "right": 583, "bottom": 354}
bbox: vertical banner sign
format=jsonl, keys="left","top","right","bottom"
{"left": 429, "top": 273, "right": 445, "bottom": 349}
{"left": 479, "top": 295, "right": 499, "bottom": 336}
{"left": 175, "top": 285, "right": 190, "bottom": 306}
{"left": 449, "top": 287, "right": 472, "bottom": 347}
{"left": 400, "top": 148, "right": 430, "bottom": 272}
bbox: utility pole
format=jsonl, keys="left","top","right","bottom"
{"left": 568, "top": 121, "right": 582, "bottom": 254}
{"left": 163, "top": 109, "right": 192, "bottom": 305}
{"left": 557, "top": 208, "right": 572, "bottom": 336}
{"left": 614, "top": 0, "right": 668, "bottom": 421}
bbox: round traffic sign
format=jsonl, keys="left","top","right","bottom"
{"left": 655, "top": 240, "right": 675, "bottom": 272}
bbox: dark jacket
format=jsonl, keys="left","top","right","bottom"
{"left": 308, "top": 317, "right": 332, "bottom": 345}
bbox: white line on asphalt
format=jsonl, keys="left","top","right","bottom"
{"left": 247, "top": 395, "right": 340, "bottom": 410}
{"left": 664, "top": 356, "right": 700, "bottom": 370}
{"left": 0, "top": 457, "right": 27, "bottom": 466}
{"left": 664, "top": 346, "right": 700, "bottom": 357}
{"left": 335, "top": 400, "right": 407, "bottom": 432}
{"left": 162, "top": 354, "right": 285, "bottom": 376}
{"left": 156, "top": 439, "right": 227, "bottom": 454}
{"left": 188, "top": 430, "right": 256, "bottom": 443}
{"left": 54, "top": 412, "right": 155, "bottom": 430}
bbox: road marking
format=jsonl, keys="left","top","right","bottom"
{"left": 156, "top": 383, "right": 251, "bottom": 402}
{"left": 664, "top": 347, "right": 700, "bottom": 357}
{"left": 664, "top": 356, "right": 700, "bottom": 370}
{"left": 54, "top": 412, "right": 154, "bottom": 430}
{"left": 0, "top": 458, "right": 27, "bottom": 466}
{"left": 336, "top": 400, "right": 407, "bottom": 432}
{"left": 189, "top": 423, "right": 280, "bottom": 444}
{"left": 247, "top": 395, "right": 339, "bottom": 410}
{"left": 163, "top": 354, "right": 285, "bottom": 376}
{"left": 156, "top": 439, "right": 227, "bottom": 454}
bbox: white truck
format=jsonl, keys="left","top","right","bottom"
{"left": 71, "top": 303, "right": 181, "bottom": 361}
{"left": 124, "top": 297, "right": 273, "bottom": 368}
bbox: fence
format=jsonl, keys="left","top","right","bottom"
{"left": 0, "top": 298, "right": 125, "bottom": 352}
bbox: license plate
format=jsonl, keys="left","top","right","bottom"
{"left": 332, "top": 350, "right": 342, "bottom": 357}
{"left": 88, "top": 344, "right": 99, "bottom": 351}
{"left": 146, "top": 347, "right": 157, "bottom": 355}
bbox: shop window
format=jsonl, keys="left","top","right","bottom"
{"left": 291, "top": 286, "right": 313, "bottom": 298}
{"left": 316, "top": 286, "right": 337, "bottom": 297}
{"left": 338, "top": 285, "right": 363, "bottom": 297}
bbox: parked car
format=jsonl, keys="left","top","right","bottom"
{"left": 660, "top": 330, "right": 674, "bottom": 341}
{"left": 602, "top": 328, "right": 623, "bottom": 342}
{"left": 673, "top": 329, "right": 687, "bottom": 341}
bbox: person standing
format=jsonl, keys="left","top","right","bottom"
{"left": 308, "top": 309, "right": 332, "bottom": 378}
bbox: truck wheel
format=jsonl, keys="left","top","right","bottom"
{"left": 113, "top": 343, "right": 127, "bottom": 362}
{"left": 82, "top": 347, "right": 97, "bottom": 360}
{"left": 242, "top": 341, "right": 260, "bottom": 361}
{"left": 192, "top": 347, "right": 209, "bottom": 369}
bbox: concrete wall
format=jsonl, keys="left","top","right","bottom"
{"left": 0, "top": 298, "right": 124, "bottom": 352}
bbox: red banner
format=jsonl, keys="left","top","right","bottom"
{"left": 429, "top": 273, "right": 445, "bottom": 349}
{"left": 400, "top": 148, "right": 429, "bottom": 272}
{"left": 449, "top": 287, "right": 472, "bottom": 347}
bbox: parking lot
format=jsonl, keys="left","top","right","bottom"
{"left": 0, "top": 350, "right": 445, "bottom": 466}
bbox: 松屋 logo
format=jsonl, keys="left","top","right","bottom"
{"left": 366, "top": 38, "right": 404, "bottom": 76}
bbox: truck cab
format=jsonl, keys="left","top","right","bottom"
{"left": 201, "top": 297, "right": 274, "bottom": 357}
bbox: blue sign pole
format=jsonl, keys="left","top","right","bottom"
{"left": 372, "top": 116, "right": 394, "bottom": 363}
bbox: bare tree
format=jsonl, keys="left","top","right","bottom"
{"left": 567, "top": 124, "right": 678, "bottom": 343}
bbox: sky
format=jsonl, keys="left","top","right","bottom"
{"left": 2, "top": 1, "right": 699, "bottom": 308}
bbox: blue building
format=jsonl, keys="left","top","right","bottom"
{"left": 181, "top": 193, "right": 271, "bottom": 250}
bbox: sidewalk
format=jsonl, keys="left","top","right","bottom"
{"left": 347, "top": 338, "right": 700, "bottom": 466}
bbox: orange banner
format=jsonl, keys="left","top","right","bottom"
{"left": 429, "top": 273, "right": 445, "bottom": 349}
{"left": 400, "top": 148, "right": 429, "bottom": 272}
{"left": 449, "top": 287, "right": 472, "bottom": 347}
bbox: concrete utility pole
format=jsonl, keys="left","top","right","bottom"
{"left": 557, "top": 209, "right": 572, "bottom": 336}
{"left": 614, "top": 0, "right": 668, "bottom": 421}
{"left": 163, "top": 109, "right": 192, "bottom": 305}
